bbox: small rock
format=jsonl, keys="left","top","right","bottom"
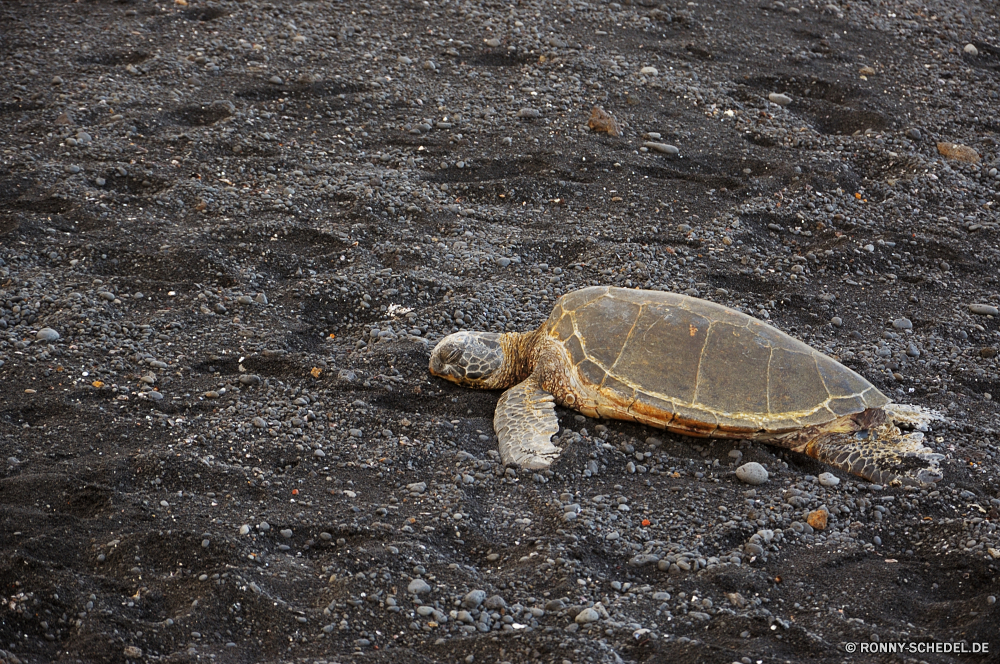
{"left": 575, "top": 608, "right": 601, "bottom": 624}
{"left": 892, "top": 318, "right": 913, "bottom": 330}
{"left": 735, "top": 462, "right": 768, "bottom": 485}
{"left": 407, "top": 481, "right": 427, "bottom": 493}
{"left": 768, "top": 93, "right": 792, "bottom": 106}
{"left": 818, "top": 472, "right": 840, "bottom": 488}
{"left": 806, "top": 509, "right": 828, "bottom": 530}
{"left": 35, "top": 327, "right": 60, "bottom": 342}
{"left": 937, "top": 142, "right": 980, "bottom": 163}
{"left": 969, "top": 303, "right": 999, "bottom": 316}
{"left": 639, "top": 66, "right": 658, "bottom": 75}
{"left": 905, "top": 128, "right": 922, "bottom": 141}
{"left": 859, "top": 65, "right": 876, "bottom": 76}
{"left": 587, "top": 106, "right": 620, "bottom": 136}
{"left": 268, "top": 75, "right": 284, "bottom": 85}
{"left": 518, "top": 108, "right": 541, "bottom": 118}
{"left": 462, "top": 590, "right": 487, "bottom": 609}
{"left": 407, "top": 579, "right": 432, "bottom": 595}
{"left": 964, "top": 43, "right": 979, "bottom": 56}
{"left": 831, "top": 317, "right": 843, "bottom": 327}
{"left": 644, "top": 142, "right": 679, "bottom": 155}
{"left": 483, "top": 595, "right": 507, "bottom": 610}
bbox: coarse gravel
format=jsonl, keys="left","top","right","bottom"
{"left": 1, "top": 0, "right": 999, "bottom": 662}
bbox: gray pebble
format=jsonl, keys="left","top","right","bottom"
{"left": 644, "top": 142, "right": 679, "bottom": 155}
{"left": 892, "top": 318, "right": 912, "bottom": 330}
{"left": 768, "top": 93, "right": 792, "bottom": 106}
{"left": 969, "top": 303, "right": 999, "bottom": 316}
{"left": 407, "top": 481, "right": 427, "bottom": 493}
{"left": 280, "top": 529, "right": 293, "bottom": 539}
{"left": 831, "top": 317, "right": 843, "bottom": 327}
{"left": 484, "top": 595, "right": 506, "bottom": 610}
{"left": 252, "top": 416, "right": 267, "bottom": 428}
{"left": 735, "top": 462, "right": 769, "bottom": 485}
{"left": 905, "top": 128, "right": 922, "bottom": 140}
{"left": 268, "top": 75, "right": 284, "bottom": 85}
{"left": 36, "top": 327, "right": 60, "bottom": 342}
{"left": 462, "top": 589, "right": 487, "bottom": 609}
{"left": 517, "top": 108, "right": 541, "bottom": 118}
{"left": 407, "top": 578, "right": 432, "bottom": 595}
{"left": 574, "top": 608, "right": 600, "bottom": 624}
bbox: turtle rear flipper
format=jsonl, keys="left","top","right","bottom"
{"left": 495, "top": 377, "right": 562, "bottom": 470}
{"left": 787, "top": 422, "right": 943, "bottom": 486}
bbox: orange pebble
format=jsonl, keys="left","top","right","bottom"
{"left": 807, "top": 509, "right": 828, "bottom": 531}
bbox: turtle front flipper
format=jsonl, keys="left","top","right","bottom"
{"left": 775, "top": 418, "right": 944, "bottom": 486}
{"left": 495, "top": 377, "right": 562, "bottom": 470}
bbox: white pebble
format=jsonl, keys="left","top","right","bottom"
{"left": 964, "top": 44, "right": 978, "bottom": 56}
{"left": 640, "top": 66, "right": 658, "bottom": 76}
{"left": 818, "top": 472, "right": 840, "bottom": 488}
{"left": 735, "top": 462, "right": 769, "bottom": 485}
{"left": 768, "top": 93, "right": 792, "bottom": 106}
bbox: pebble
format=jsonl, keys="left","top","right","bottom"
{"left": 768, "top": 93, "right": 792, "bottom": 106}
{"left": 644, "top": 142, "right": 679, "bottom": 155}
{"left": 937, "top": 142, "right": 980, "bottom": 163}
{"left": 35, "top": 327, "right": 60, "bottom": 342}
{"left": 639, "top": 66, "right": 658, "bottom": 76}
{"left": 574, "top": 608, "right": 600, "bottom": 624}
{"left": 268, "top": 75, "right": 284, "bottom": 85}
{"left": 892, "top": 318, "right": 912, "bottom": 330}
{"left": 905, "top": 128, "right": 922, "bottom": 140}
{"left": 517, "top": 108, "right": 541, "bottom": 118}
{"left": 806, "top": 509, "right": 828, "bottom": 530}
{"left": 831, "top": 317, "right": 843, "bottom": 327}
{"left": 964, "top": 43, "right": 979, "bottom": 56}
{"left": 462, "top": 590, "right": 487, "bottom": 609}
{"left": 969, "top": 304, "right": 999, "bottom": 316}
{"left": 818, "top": 472, "right": 840, "bottom": 488}
{"left": 407, "top": 579, "right": 432, "bottom": 595}
{"left": 735, "top": 462, "right": 768, "bottom": 485}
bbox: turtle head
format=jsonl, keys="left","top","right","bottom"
{"left": 429, "top": 331, "right": 511, "bottom": 389}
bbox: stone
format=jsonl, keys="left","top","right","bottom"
{"left": 964, "top": 43, "right": 979, "bottom": 56}
{"left": 575, "top": 607, "right": 600, "bottom": 624}
{"left": 806, "top": 509, "right": 828, "bottom": 530}
{"left": 407, "top": 579, "right": 431, "bottom": 594}
{"left": 35, "top": 327, "right": 60, "bottom": 342}
{"left": 768, "top": 93, "right": 792, "bottom": 106}
{"left": 969, "top": 304, "right": 999, "bottom": 316}
{"left": 639, "top": 66, "right": 658, "bottom": 75}
{"left": 462, "top": 590, "right": 487, "bottom": 609}
{"left": 937, "top": 142, "right": 980, "bottom": 163}
{"left": 587, "top": 106, "right": 620, "bottom": 136}
{"left": 735, "top": 462, "right": 768, "bottom": 485}
{"left": 644, "top": 142, "right": 679, "bottom": 155}
{"left": 818, "top": 472, "right": 840, "bottom": 488}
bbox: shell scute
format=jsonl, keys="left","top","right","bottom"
{"left": 694, "top": 322, "right": 771, "bottom": 415}
{"left": 767, "top": 347, "right": 830, "bottom": 416}
{"left": 612, "top": 303, "right": 710, "bottom": 404}
{"left": 574, "top": 296, "right": 643, "bottom": 368}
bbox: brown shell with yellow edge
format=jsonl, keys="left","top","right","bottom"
{"left": 544, "top": 286, "right": 888, "bottom": 436}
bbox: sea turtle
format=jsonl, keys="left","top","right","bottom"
{"left": 429, "top": 286, "right": 943, "bottom": 485}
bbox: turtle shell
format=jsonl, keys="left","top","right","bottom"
{"left": 544, "top": 286, "right": 887, "bottom": 435}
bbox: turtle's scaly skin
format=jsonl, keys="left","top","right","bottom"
{"left": 534, "top": 286, "right": 886, "bottom": 436}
